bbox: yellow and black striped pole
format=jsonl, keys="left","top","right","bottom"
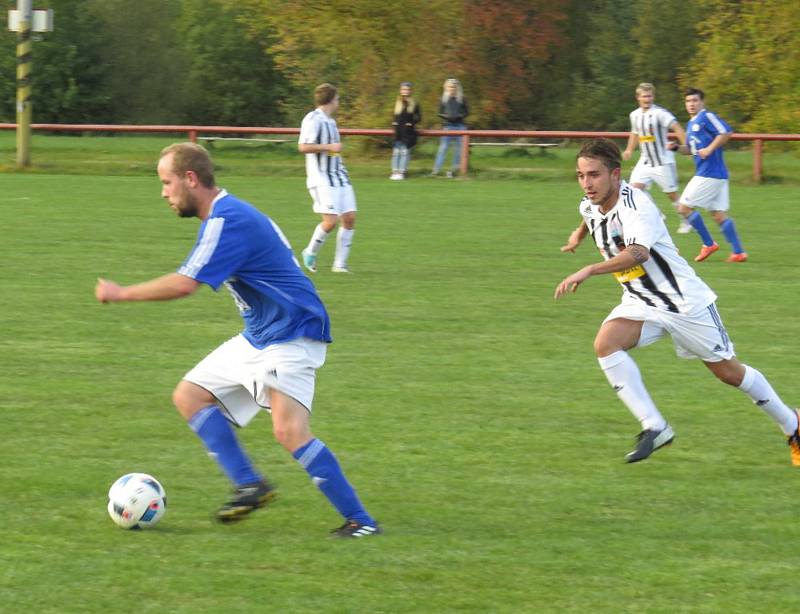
{"left": 16, "top": 0, "right": 33, "bottom": 168}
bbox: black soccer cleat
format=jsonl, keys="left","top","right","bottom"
{"left": 216, "top": 480, "right": 277, "bottom": 523}
{"left": 625, "top": 425, "right": 675, "bottom": 463}
{"left": 330, "top": 520, "right": 383, "bottom": 539}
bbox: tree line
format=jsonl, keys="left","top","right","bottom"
{"left": 0, "top": 0, "right": 796, "bottom": 133}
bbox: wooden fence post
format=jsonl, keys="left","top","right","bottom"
{"left": 752, "top": 138, "right": 763, "bottom": 183}
{"left": 459, "top": 133, "right": 470, "bottom": 177}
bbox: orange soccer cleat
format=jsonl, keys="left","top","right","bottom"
{"left": 725, "top": 252, "right": 748, "bottom": 263}
{"left": 694, "top": 242, "right": 719, "bottom": 262}
{"left": 788, "top": 410, "right": 800, "bottom": 467}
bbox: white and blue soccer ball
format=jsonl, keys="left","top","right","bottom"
{"left": 107, "top": 473, "right": 167, "bottom": 529}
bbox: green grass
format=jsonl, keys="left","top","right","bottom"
{"left": 1, "top": 137, "right": 800, "bottom": 612}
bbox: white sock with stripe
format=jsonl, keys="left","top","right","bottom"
{"left": 306, "top": 224, "right": 329, "bottom": 256}
{"left": 598, "top": 350, "right": 667, "bottom": 431}
{"left": 334, "top": 227, "right": 354, "bottom": 268}
{"left": 738, "top": 364, "right": 797, "bottom": 435}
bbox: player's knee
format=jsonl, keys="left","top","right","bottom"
{"left": 593, "top": 337, "right": 618, "bottom": 358}
{"left": 172, "top": 381, "right": 211, "bottom": 420}
{"left": 709, "top": 361, "right": 744, "bottom": 387}
{"left": 272, "top": 422, "right": 309, "bottom": 452}
{"left": 677, "top": 203, "right": 692, "bottom": 216}
{"left": 172, "top": 385, "right": 193, "bottom": 417}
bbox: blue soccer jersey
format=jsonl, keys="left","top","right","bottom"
{"left": 178, "top": 191, "right": 332, "bottom": 349}
{"left": 687, "top": 109, "right": 732, "bottom": 179}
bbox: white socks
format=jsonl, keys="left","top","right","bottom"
{"left": 334, "top": 227, "right": 354, "bottom": 269}
{"left": 306, "top": 224, "right": 329, "bottom": 256}
{"left": 598, "top": 351, "right": 667, "bottom": 431}
{"left": 738, "top": 365, "right": 798, "bottom": 435}
{"left": 306, "top": 225, "right": 355, "bottom": 269}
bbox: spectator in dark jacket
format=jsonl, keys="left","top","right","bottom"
{"left": 432, "top": 78, "right": 469, "bottom": 177}
{"left": 390, "top": 82, "right": 421, "bottom": 180}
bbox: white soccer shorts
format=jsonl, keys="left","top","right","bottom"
{"left": 629, "top": 160, "right": 679, "bottom": 193}
{"left": 679, "top": 176, "right": 729, "bottom": 211}
{"left": 603, "top": 298, "right": 735, "bottom": 362}
{"left": 309, "top": 184, "right": 357, "bottom": 216}
{"left": 184, "top": 335, "right": 327, "bottom": 426}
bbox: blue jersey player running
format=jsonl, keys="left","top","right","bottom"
{"left": 676, "top": 88, "right": 747, "bottom": 263}
{"left": 95, "top": 143, "right": 381, "bottom": 538}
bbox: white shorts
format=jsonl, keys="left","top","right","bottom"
{"left": 679, "top": 176, "right": 729, "bottom": 211}
{"left": 603, "top": 299, "right": 735, "bottom": 362}
{"left": 630, "top": 160, "right": 679, "bottom": 193}
{"left": 184, "top": 335, "right": 327, "bottom": 426}
{"left": 309, "top": 184, "right": 357, "bottom": 216}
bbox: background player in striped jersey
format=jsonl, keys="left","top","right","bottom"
{"left": 622, "top": 83, "right": 690, "bottom": 234}
{"left": 95, "top": 143, "right": 380, "bottom": 537}
{"left": 298, "top": 83, "right": 357, "bottom": 273}
{"left": 555, "top": 138, "right": 798, "bottom": 464}
{"left": 675, "top": 87, "right": 747, "bottom": 263}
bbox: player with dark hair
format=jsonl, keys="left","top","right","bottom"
{"left": 95, "top": 142, "right": 381, "bottom": 538}
{"left": 556, "top": 138, "right": 797, "bottom": 464}
{"left": 675, "top": 88, "right": 747, "bottom": 262}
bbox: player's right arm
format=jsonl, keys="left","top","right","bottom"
{"left": 95, "top": 273, "right": 199, "bottom": 303}
{"left": 560, "top": 220, "right": 589, "bottom": 253}
{"left": 297, "top": 113, "right": 342, "bottom": 154}
{"left": 298, "top": 142, "right": 342, "bottom": 154}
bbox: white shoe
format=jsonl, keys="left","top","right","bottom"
{"left": 331, "top": 265, "right": 351, "bottom": 273}
{"left": 446, "top": 170, "right": 454, "bottom": 178}
{"left": 677, "top": 219, "right": 692, "bottom": 234}
{"left": 390, "top": 172, "right": 401, "bottom": 180}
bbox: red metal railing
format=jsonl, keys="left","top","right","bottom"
{"left": 1, "top": 123, "right": 797, "bottom": 182}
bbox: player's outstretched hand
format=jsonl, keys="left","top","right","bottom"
{"left": 554, "top": 267, "right": 592, "bottom": 299}
{"left": 95, "top": 278, "right": 122, "bottom": 303}
{"left": 560, "top": 232, "right": 583, "bottom": 253}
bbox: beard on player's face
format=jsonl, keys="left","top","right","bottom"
{"left": 174, "top": 187, "right": 199, "bottom": 218}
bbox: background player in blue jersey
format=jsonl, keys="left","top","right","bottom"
{"left": 676, "top": 88, "right": 747, "bottom": 263}
{"left": 94, "top": 143, "right": 380, "bottom": 538}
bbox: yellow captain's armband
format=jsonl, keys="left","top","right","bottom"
{"left": 639, "top": 135, "right": 656, "bottom": 143}
{"left": 613, "top": 265, "right": 646, "bottom": 283}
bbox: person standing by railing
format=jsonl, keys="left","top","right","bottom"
{"left": 431, "top": 78, "right": 468, "bottom": 178}
{"left": 390, "top": 82, "right": 421, "bottom": 180}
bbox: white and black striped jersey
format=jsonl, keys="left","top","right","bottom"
{"left": 579, "top": 182, "right": 716, "bottom": 314}
{"left": 299, "top": 108, "right": 352, "bottom": 189}
{"left": 629, "top": 104, "right": 677, "bottom": 167}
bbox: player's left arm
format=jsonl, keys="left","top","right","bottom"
{"left": 697, "top": 133, "right": 731, "bottom": 159}
{"left": 554, "top": 245, "right": 649, "bottom": 299}
{"left": 95, "top": 272, "right": 200, "bottom": 303}
{"left": 667, "top": 119, "right": 686, "bottom": 149}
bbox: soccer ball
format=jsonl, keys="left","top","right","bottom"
{"left": 107, "top": 473, "right": 167, "bottom": 529}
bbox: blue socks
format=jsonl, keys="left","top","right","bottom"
{"left": 720, "top": 218, "right": 744, "bottom": 254}
{"left": 293, "top": 438, "right": 374, "bottom": 525}
{"left": 189, "top": 405, "right": 262, "bottom": 487}
{"left": 687, "top": 211, "right": 715, "bottom": 246}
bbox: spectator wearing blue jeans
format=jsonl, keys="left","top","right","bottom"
{"left": 432, "top": 78, "right": 469, "bottom": 177}
{"left": 390, "top": 82, "right": 421, "bottom": 180}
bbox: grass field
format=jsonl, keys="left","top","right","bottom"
{"left": 2, "top": 135, "right": 800, "bottom": 612}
